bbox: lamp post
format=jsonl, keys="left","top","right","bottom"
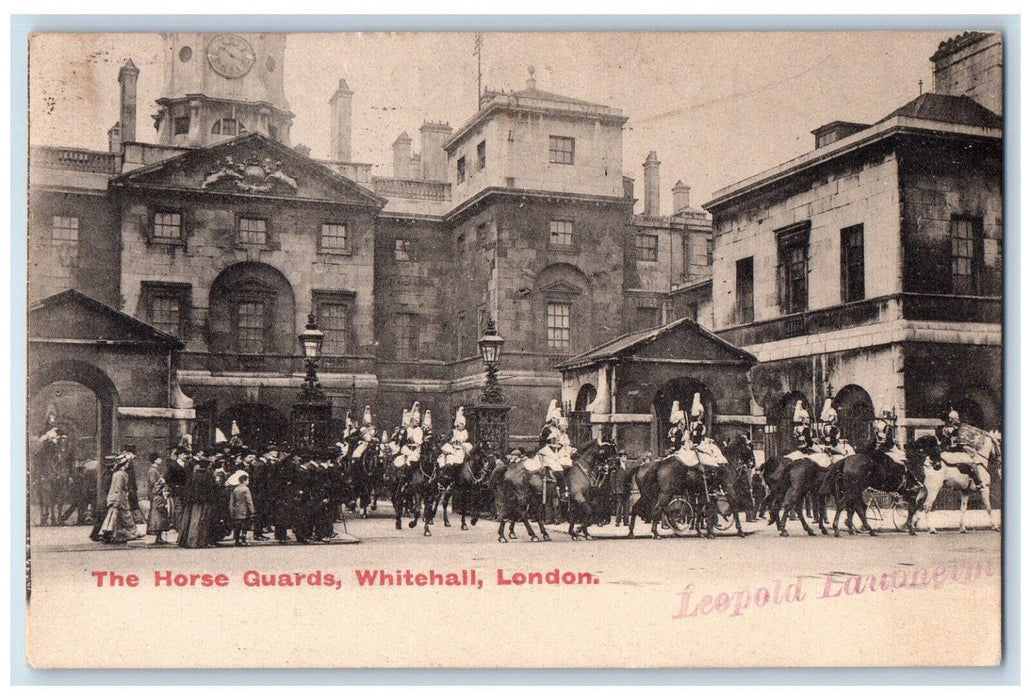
{"left": 478, "top": 317, "right": 505, "bottom": 404}
{"left": 467, "top": 317, "right": 510, "bottom": 454}
{"left": 292, "top": 313, "right": 331, "bottom": 454}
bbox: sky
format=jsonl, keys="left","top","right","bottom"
{"left": 29, "top": 30, "right": 959, "bottom": 213}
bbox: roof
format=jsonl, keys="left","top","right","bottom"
{"left": 556, "top": 316, "right": 756, "bottom": 371}
{"left": 509, "top": 85, "right": 608, "bottom": 110}
{"left": 29, "top": 289, "right": 183, "bottom": 349}
{"left": 876, "top": 93, "right": 1002, "bottom": 129}
{"left": 930, "top": 31, "right": 996, "bottom": 62}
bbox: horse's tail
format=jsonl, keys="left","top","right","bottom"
{"left": 819, "top": 461, "right": 843, "bottom": 497}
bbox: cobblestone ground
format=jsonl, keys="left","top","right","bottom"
{"left": 25, "top": 503, "right": 1002, "bottom": 668}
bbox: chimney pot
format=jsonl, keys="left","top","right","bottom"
{"left": 329, "top": 77, "right": 354, "bottom": 162}
{"left": 118, "top": 58, "right": 139, "bottom": 144}
{"left": 642, "top": 151, "right": 661, "bottom": 217}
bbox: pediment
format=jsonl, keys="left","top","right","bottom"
{"left": 29, "top": 289, "right": 181, "bottom": 348}
{"left": 538, "top": 280, "right": 583, "bottom": 296}
{"left": 112, "top": 132, "right": 385, "bottom": 209}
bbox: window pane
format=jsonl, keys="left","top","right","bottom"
{"left": 237, "top": 301, "right": 264, "bottom": 354}
{"left": 549, "top": 136, "right": 575, "bottom": 164}
{"left": 151, "top": 296, "right": 180, "bottom": 336}
{"left": 321, "top": 223, "right": 349, "bottom": 251}
{"left": 153, "top": 212, "right": 182, "bottom": 240}
{"left": 477, "top": 141, "right": 486, "bottom": 170}
{"left": 319, "top": 303, "right": 349, "bottom": 355}
{"left": 456, "top": 157, "right": 466, "bottom": 183}
{"left": 394, "top": 238, "right": 411, "bottom": 261}
{"left": 550, "top": 220, "right": 573, "bottom": 247}
{"left": 52, "top": 216, "right": 79, "bottom": 242}
{"left": 735, "top": 257, "right": 754, "bottom": 323}
{"left": 238, "top": 217, "right": 267, "bottom": 245}
{"left": 950, "top": 216, "right": 981, "bottom": 294}
{"left": 546, "top": 302, "right": 571, "bottom": 351}
{"left": 635, "top": 233, "right": 658, "bottom": 261}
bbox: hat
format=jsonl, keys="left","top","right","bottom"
{"left": 669, "top": 400, "right": 685, "bottom": 425}
{"left": 690, "top": 393, "right": 704, "bottom": 419}
{"left": 793, "top": 401, "right": 810, "bottom": 423}
{"left": 214, "top": 427, "right": 228, "bottom": 444}
{"left": 422, "top": 410, "right": 433, "bottom": 430}
{"left": 820, "top": 398, "right": 837, "bottom": 423}
{"left": 362, "top": 406, "right": 373, "bottom": 426}
{"left": 382, "top": 430, "right": 389, "bottom": 443}
{"left": 345, "top": 412, "right": 356, "bottom": 429}
{"left": 410, "top": 402, "right": 422, "bottom": 427}
{"left": 225, "top": 469, "right": 249, "bottom": 487}
{"left": 454, "top": 406, "right": 466, "bottom": 429}
{"left": 947, "top": 407, "right": 960, "bottom": 422}
{"left": 231, "top": 420, "right": 241, "bottom": 437}
{"left": 545, "top": 399, "right": 561, "bottom": 424}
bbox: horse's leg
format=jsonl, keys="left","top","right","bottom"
{"left": 958, "top": 491, "right": 969, "bottom": 534}
{"left": 441, "top": 489, "right": 451, "bottom": 528}
{"left": 733, "top": 510, "right": 745, "bottom": 537}
{"left": 627, "top": 510, "right": 637, "bottom": 538}
{"left": 523, "top": 519, "right": 540, "bottom": 542}
{"left": 979, "top": 478, "right": 998, "bottom": 531}
{"left": 777, "top": 485, "right": 797, "bottom": 536}
{"left": 814, "top": 490, "right": 829, "bottom": 535}
{"left": 796, "top": 495, "right": 817, "bottom": 537}
{"left": 853, "top": 498, "right": 877, "bottom": 536}
{"left": 536, "top": 519, "right": 552, "bottom": 541}
{"left": 508, "top": 520, "right": 517, "bottom": 538}
{"left": 497, "top": 519, "right": 508, "bottom": 543}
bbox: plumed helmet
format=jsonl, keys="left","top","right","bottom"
{"left": 558, "top": 415, "right": 569, "bottom": 431}
{"left": 820, "top": 398, "right": 837, "bottom": 423}
{"left": 215, "top": 427, "right": 228, "bottom": 445}
{"left": 362, "top": 406, "right": 373, "bottom": 426}
{"left": 669, "top": 400, "right": 685, "bottom": 425}
{"left": 423, "top": 410, "right": 433, "bottom": 430}
{"left": 345, "top": 412, "right": 356, "bottom": 429}
{"left": 454, "top": 406, "right": 466, "bottom": 429}
{"left": 231, "top": 420, "right": 241, "bottom": 437}
{"left": 947, "top": 408, "right": 960, "bottom": 423}
{"left": 381, "top": 430, "right": 389, "bottom": 443}
{"left": 545, "top": 399, "right": 561, "bottom": 424}
{"left": 410, "top": 402, "right": 422, "bottom": 427}
{"left": 401, "top": 409, "right": 410, "bottom": 427}
{"left": 793, "top": 401, "right": 810, "bottom": 424}
{"left": 690, "top": 393, "right": 704, "bottom": 419}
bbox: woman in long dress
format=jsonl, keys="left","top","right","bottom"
{"left": 145, "top": 456, "right": 171, "bottom": 544}
{"left": 100, "top": 460, "right": 137, "bottom": 544}
{"left": 177, "top": 460, "right": 219, "bottom": 548}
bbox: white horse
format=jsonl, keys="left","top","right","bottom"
{"left": 916, "top": 430, "right": 1001, "bottom": 534}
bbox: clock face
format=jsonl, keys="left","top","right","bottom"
{"left": 206, "top": 34, "right": 255, "bottom": 79}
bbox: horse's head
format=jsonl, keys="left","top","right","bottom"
{"left": 577, "top": 439, "right": 619, "bottom": 469}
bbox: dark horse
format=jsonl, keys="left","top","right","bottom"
{"left": 403, "top": 438, "right": 445, "bottom": 537}
{"left": 490, "top": 456, "right": 552, "bottom": 544}
{"left": 342, "top": 437, "right": 381, "bottom": 518}
{"left": 564, "top": 440, "right": 621, "bottom": 540}
{"left": 822, "top": 435, "right": 934, "bottom": 537}
{"left": 34, "top": 433, "right": 75, "bottom": 526}
{"left": 626, "top": 451, "right": 749, "bottom": 539}
{"left": 440, "top": 441, "right": 499, "bottom": 530}
{"left": 721, "top": 434, "right": 758, "bottom": 520}
{"left": 760, "top": 453, "right": 831, "bottom": 537}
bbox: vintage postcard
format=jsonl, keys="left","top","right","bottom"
{"left": 24, "top": 29, "right": 1003, "bottom": 668}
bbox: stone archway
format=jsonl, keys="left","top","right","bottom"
{"left": 209, "top": 262, "right": 297, "bottom": 358}
{"left": 833, "top": 384, "right": 876, "bottom": 447}
{"left": 950, "top": 384, "right": 1000, "bottom": 429}
{"left": 29, "top": 359, "right": 119, "bottom": 461}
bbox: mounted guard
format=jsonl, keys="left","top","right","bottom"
{"left": 667, "top": 400, "right": 699, "bottom": 467}
{"left": 783, "top": 401, "right": 815, "bottom": 461}
{"left": 537, "top": 400, "right": 574, "bottom": 473}
{"left": 687, "top": 393, "right": 728, "bottom": 468}
{"left": 936, "top": 408, "right": 984, "bottom": 489}
{"left": 391, "top": 409, "right": 411, "bottom": 468}
{"left": 810, "top": 398, "right": 855, "bottom": 468}
{"left": 874, "top": 409, "right": 908, "bottom": 466}
{"left": 351, "top": 406, "right": 377, "bottom": 461}
{"left": 336, "top": 411, "right": 360, "bottom": 460}
{"left": 439, "top": 406, "right": 474, "bottom": 467}
{"left": 399, "top": 402, "right": 424, "bottom": 470}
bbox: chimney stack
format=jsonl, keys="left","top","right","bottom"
{"left": 672, "top": 181, "right": 691, "bottom": 214}
{"left": 643, "top": 151, "right": 661, "bottom": 217}
{"left": 107, "top": 122, "right": 122, "bottom": 154}
{"left": 329, "top": 78, "right": 354, "bottom": 162}
{"left": 419, "top": 121, "right": 453, "bottom": 181}
{"left": 118, "top": 58, "right": 139, "bottom": 144}
{"left": 392, "top": 132, "right": 412, "bottom": 179}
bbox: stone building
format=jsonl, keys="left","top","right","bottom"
{"left": 703, "top": 31, "right": 1003, "bottom": 457}
{"left": 28, "top": 32, "right": 715, "bottom": 460}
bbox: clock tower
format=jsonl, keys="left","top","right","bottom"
{"left": 153, "top": 32, "right": 294, "bottom": 148}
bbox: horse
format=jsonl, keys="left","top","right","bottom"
{"left": 761, "top": 453, "right": 831, "bottom": 537}
{"left": 564, "top": 439, "right": 621, "bottom": 540}
{"left": 822, "top": 437, "right": 930, "bottom": 537}
{"left": 404, "top": 438, "right": 444, "bottom": 537}
{"left": 490, "top": 456, "right": 552, "bottom": 544}
{"left": 440, "top": 441, "right": 498, "bottom": 530}
{"left": 917, "top": 432, "right": 1001, "bottom": 534}
{"left": 343, "top": 437, "right": 381, "bottom": 518}
{"left": 722, "top": 434, "right": 758, "bottom": 520}
{"left": 626, "top": 451, "right": 748, "bottom": 539}
{"left": 33, "top": 433, "right": 75, "bottom": 526}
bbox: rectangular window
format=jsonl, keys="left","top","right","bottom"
{"left": 546, "top": 301, "right": 571, "bottom": 351}
{"left": 477, "top": 140, "right": 486, "bottom": 170}
{"left": 777, "top": 223, "right": 810, "bottom": 314}
{"left": 840, "top": 224, "right": 865, "bottom": 303}
{"left": 476, "top": 223, "right": 488, "bottom": 246}
{"left": 153, "top": 211, "right": 182, "bottom": 241}
{"left": 174, "top": 116, "right": 190, "bottom": 135}
{"left": 238, "top": 217, "right": 267, "bottom": 246}
{"left": 318, "top": 303, "right": 350, "bottom": 355}
{"left": 950, "top": 216, "right": 983, "bottom": 295}
{"left": 396, "top": 313, "right": 420, "bottom": 359}
{"left": 549, "top": 219, "right": 574, "bottom": 247}
{"left": 456, "top": 156, "right": 466, "bottom": 183}
{"left": 636, "top": 233, "right": 659, "bottom": 261}
{"left": 150, "top": 296, "right": 181, "bottom": 337}
{"left": 635, "top": 306, "right": 661, "bottom": 330}
{"left": 320, "top": 223, "right": 350, "bottom": 252}
{"left": 735, "top": 257, "right": 755, "bottom": 324}
{"left": 51, "top": 215, "right": 79, "bottom": 243}
{"left": 549, "top": 136, "right": 575, "bottom": 165}
{"left": 394, "top": 238, "right": 411, "bottom": 261}
{"left": 236, "top": 301, "right": 265, "bottom": 354}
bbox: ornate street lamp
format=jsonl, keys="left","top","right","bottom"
{"left": 478, "top": 317, "right": 505, "bottom": 404}
{"left": 292, "top": 313, "right": 331, "bottom": 453}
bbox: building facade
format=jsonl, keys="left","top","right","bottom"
{"left": 28, "top": 32, "right": 714, "bottom": 460}
{"left": 703, "top": 31, "right": 1003, "bottom": 457}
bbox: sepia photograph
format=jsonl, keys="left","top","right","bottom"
{"left": 23, "top": 27, "right": 1004, "bottom": 669}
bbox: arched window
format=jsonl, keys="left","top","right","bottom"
{"left": 208, "top": 263, "right": 296, "bottom": 360}
{"left": 211, "top": 118, "right": 243, "bottom": 136}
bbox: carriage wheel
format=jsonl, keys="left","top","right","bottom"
{"left": 711, "top": 495, "right": 734, "bottom": 532}
{"left": 662, "top": 496, "right": 694, "bottom": 534}
{"left": 891, "top": 499, "right": 911, "bottom": 532}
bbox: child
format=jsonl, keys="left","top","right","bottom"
{"left": 229, "top": 473, "right": 255, "bottom": 546}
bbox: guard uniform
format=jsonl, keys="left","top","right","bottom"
{"left": 440, "top": 406, "right": 474, "bottom": 467}
{"left": 668, "top": 400, "right": 699, "bottom": 468}
{"left": 936, "top": 409, "right": 984, "bottom": 489}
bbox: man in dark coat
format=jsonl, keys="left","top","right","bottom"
{"left": 89, "top": 457, "right": 117, "bottom": 542}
